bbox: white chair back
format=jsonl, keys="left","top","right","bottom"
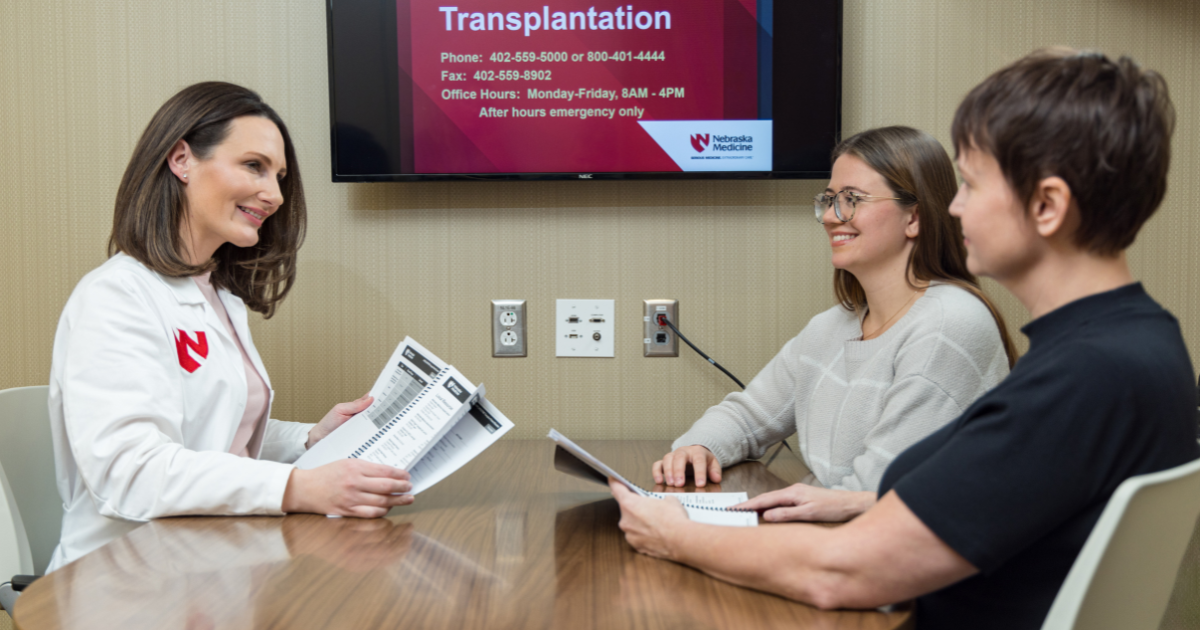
{"left": 1040, "top": 456, "right": 1200, "bottom": 630}
{"left": 0, "top": 454, "right": 33, "bottom": 578}
{"left": 0, "top": 386, "right": 59, "bottom": 576}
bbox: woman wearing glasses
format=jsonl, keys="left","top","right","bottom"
{"left": 653, "top": 126, "right": 1016, "bottom": 522}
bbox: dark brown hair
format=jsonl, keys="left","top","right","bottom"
{"left": 108, "top": 81, "right": 306, "bottom": 318}
{"left": 832, "top": 126, "right": 1018, "bottom": 367}
{"left": 951, "top": 47, "right": 1175, "bottom": 255}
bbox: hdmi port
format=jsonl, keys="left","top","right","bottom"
{"left": 567, "top": 316, "right": 580, "bottom": 324}
{"left": 588, "top": 317, "right": 605, "bottom": 323}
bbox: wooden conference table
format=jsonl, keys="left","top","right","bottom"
{"left": 13, "top": 440, "right": 912, "bottom": 630}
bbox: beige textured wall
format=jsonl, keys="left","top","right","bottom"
{"left": 0, "top": 1, "right": 1198, "bottom": 627}
{"left": 1, "top": 0, "right": 1198, "bottom": 443}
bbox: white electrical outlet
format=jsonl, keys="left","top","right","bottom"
{"left": 492, "top": 300, "right": 527, "bottom": 357}
{"left": 556, "top": 299, "right": 615, "bottom": 357}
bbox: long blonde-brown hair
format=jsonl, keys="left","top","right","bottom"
{"left": 108, "top": 82, "right": 305, "bottom": 318}
{"left": 832, "top": 126, "right": 1018, "bottom": 367}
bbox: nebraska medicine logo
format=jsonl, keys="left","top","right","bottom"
{"left": 638, "top": 120, "right": 772, "bottom": 171}
{"left": 690, "top": 132, "right": 755, "bottom": 154}
{"left": 175, "top": 330, "right": 209, "bottom": 373}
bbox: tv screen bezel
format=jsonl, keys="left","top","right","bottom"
{"left": 325, "top": 0, "right": 843, "bottom": 182}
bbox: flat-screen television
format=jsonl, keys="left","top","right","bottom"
{"left": 327, "top": 0, "right": 842, "bottom": 181}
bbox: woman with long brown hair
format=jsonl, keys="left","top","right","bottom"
{"left": 47, "top": 82, "right": 412, "bottom": 571}
{"left": 653, "top": 126, "right": 1016, "bottom": 522}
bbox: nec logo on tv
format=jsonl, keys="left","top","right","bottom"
{"left": 690, "top": 133, "right": 710, "bottom": 153}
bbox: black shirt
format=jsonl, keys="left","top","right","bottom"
{"left": 878, "top": 283, "right": 1200, "bottom": 630}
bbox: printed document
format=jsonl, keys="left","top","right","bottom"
{"left": 295, "top": 338, "right": 513, "bottom": 495}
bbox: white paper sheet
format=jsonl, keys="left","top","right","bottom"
{"left": 354, "top": 370, "right": 481, "bottom": 470}
{"left": 650, "top": 492, "right": 758, "bottom": 526}
{"left": 294, "top": 339, "right": 512, "bottom": 499}
{"left": 408, "top": 397, "right": 514, "bottom": 494}
{"left": 296, "top": 337, "right": 449, "bottom": 470}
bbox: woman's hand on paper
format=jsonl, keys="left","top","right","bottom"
{"left": 734, "top": 483, "right": 876, "bottom": 523}
{"left": 652, "top": 445, "right": 721, "bottom": 488}
{"left": 609, "top": 478, "right": 689, "bottom": 560}
{"left": 282, "top": 459, "right": 414, "bottom": 517}
{"left": 307, "top": 393, "right": 374, "bottom": 449}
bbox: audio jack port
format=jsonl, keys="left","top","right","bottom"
{"left": 592, "top": 332, "right": 602, "bottom": 341}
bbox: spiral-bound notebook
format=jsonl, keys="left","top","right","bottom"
{"left": 548, "top": 429, "right": 757, "bottom": 527}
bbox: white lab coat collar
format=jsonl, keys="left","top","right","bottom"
{"left": 147, "top": 258, "right": 273, "bottom": 392}
{"left": 159, "top": 272, "right": 208, "bottom": 306}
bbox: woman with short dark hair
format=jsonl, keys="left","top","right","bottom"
{"left": 48, "top": 82, "right": 412, "bottom": 571}
{"left": 612, "top": 49, "right": 1199, "bottom": 630}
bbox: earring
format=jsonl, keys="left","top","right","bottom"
{"left": 182, "top": 173, "right": 188, "bottom": 179}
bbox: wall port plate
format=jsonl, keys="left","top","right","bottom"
{"left": 643, "top": 299, "right": 679, "bottom": 357}
{"left": 492, "top": 300, "right": 527, "bottom": 357}
{"left": 556, "top": 299, "right": 615, "bottom": 357}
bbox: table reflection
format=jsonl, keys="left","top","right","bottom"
{"left": 551, "top": 495, "right": 913, "bottom": 630}
{"left": 282, "top": 516, "right": 413, "bottom": 573}
{"left": 15, "top": 441, "right": 911, "bottom": 630}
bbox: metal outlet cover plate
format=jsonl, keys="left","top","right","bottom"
{"left": 643, "top": 299, "right": 679, "bottom": 357}
{"left": 492, "top": 299, "right": 527, "bottom": 357}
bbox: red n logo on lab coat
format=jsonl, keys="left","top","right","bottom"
{"left": 175, "top": 330, "right": 208, "bottom": 373}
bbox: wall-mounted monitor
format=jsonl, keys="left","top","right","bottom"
{"left": 327, "top": 0, "right": 842, "bottom": 181}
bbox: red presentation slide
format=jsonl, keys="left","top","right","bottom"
{"left": 402, "top": 0, "right": 761, "bottom": 173}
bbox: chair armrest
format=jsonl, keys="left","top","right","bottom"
{"left": 0, "top": 583, "right": 16, "bottom": 613}
{"left": 11, "top": 574, "right": 38, "bottom": 591}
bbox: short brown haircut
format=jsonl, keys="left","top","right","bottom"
{"left": 109, "top": 82, "right": 306, "bottom": 318}
{"left": 951, "top": 47, "right": 1175, "bottom": 255}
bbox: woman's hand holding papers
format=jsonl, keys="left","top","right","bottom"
{"left": 609, "top": 478, "right": 690, "bottom": 560}
{"left": 283, "top": 459, "right": 414, "bottom": 518}
{"left": 735, "top": 483, "right": 876, "bottom": 523}
{"left": 306, "top": 393, "right": 374, "bottom": 449}
{"left": 652, "top": 445, "right": 722, "bottom": 488}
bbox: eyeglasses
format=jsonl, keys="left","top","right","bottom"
{"left": 814, "top": 190, "right": 904, "bottom": 224}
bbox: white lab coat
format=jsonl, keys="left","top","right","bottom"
{"left": 46, "top": 253, "right": 312, "bottom": 571}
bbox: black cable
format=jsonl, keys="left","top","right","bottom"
{"left": 659, "top": 315, "right": 745, "bottom": 389}
{"left": 660, "top": 314, "right": 793, "bottom": 453}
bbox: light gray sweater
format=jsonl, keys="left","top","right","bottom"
{"left": 673, "top": 283, "right": 1010, "bottom": 492}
